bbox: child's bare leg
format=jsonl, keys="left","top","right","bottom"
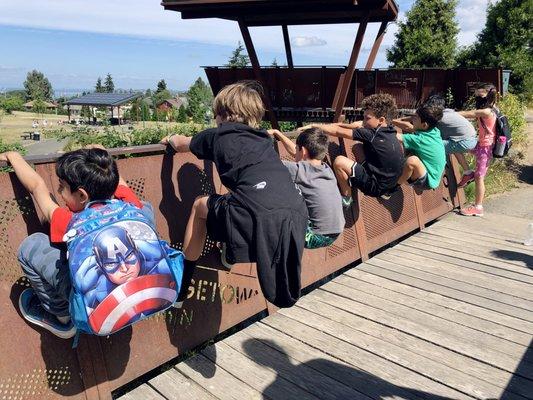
{"left": 474, "top": 176, "right": 485, "bottom": 206}
{"left": 183, "top": 196, "right": 209, "bottom": 261}
{"left": 397, "top": 155, "right": 426, "bottom": 185}
{"left": 333, "top": 156, "right": 354, "bottom": 197}
{"left": 454, "top": 152, "right": 470, "bottom": 172}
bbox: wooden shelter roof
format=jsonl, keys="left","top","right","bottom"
{"left": 161, "top": 0, "right": 398, "bottom": 26}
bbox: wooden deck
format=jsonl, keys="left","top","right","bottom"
{"left": 119, "top": 212, "right": 533, "bottom": 400}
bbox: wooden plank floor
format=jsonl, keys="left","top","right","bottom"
{"left": 119, "top": 212, "right": 533, "bottom": 400}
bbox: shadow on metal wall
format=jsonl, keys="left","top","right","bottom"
{"left": 0, "top": 143, "right": 460, "bottom": 399}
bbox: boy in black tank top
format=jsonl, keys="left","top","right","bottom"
{"left": 301, "top": 94, "right": 404, "bottom": 204}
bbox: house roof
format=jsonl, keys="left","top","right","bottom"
{"left": 162, "top": 98, "right": 183, "bottom": 108}
{"left": 24, "top": 100, "right": 57, "bottom": 108}
{"left": 161, "top": 0, "right": 398, "bottom": 26}
{"left": 65, "top": 92, "right": 142, "bottom": 106}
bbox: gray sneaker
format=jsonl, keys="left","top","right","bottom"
{"left": 19, "top": 288, "right": 76, "bottom": 339}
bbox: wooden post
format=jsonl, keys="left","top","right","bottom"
{"left": 282, "top": 25, "right": 294, "bottom": 68}
{"left": 238, "top": 20, "right": 279, "bottom": 129}
{"left": 333, "top": 16, "right": 368, "bottom": 122}
{"left": 364, "top": 21, "right": 388, "bottom": 70}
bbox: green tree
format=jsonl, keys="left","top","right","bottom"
{"left": 104, "top": 73, "right": 115, "bottom": 93}
{"left": 186, "top": 77, "right": 213, "bottom": 123}
{"left": 156, "top": 79, "right": 167, "bottom": 93}
{"left": 456, "top": 0, "right": 532, "bottom": 100}
{"left": 23, "top": 70, "right": 53, "bottom": 101}
{"left": 226, "top": 41, "right": 250, "bottom": 68}
{"left": 32, "top": 99, "right": 46, "bottom": 117}
{"left": 387, "top": 0, "right": 459, "bottom": 68}
{"left": 141, "top": 101, "right": 151, "bottom": 121}
{"left": 154, "top": 89, "right": 172, "bottom": 107}
{"left": 176, "top": 105, "right": 187, "bottom": 123}
{"left": 0, "top": 95, "right": 25, "bottom": 114}
{"left": 95, "top": 77, "right": 104, "bottom": 93}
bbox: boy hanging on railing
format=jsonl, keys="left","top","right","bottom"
{"left": 301, "top": 93, "right": 404, "bottom": 204}
{"left": 393, "top": 103, "right": 446, "bottom": 190}
{"left": 160, "top": 80, "right": 308, "bottom": 308}
{"left": 268, "top": 127, "right": 345, "bottom": 249}
{"left": 0, "top": 145, "right": 168, "bottom": 338}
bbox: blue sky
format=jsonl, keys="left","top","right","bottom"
{"left": 0, "top": 0, "right": 489, "bottom": 93}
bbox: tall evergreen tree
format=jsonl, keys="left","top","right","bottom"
{"left": 23, "top": 70, "right": 53, "bottom": 101}
{"left": 95, "top": 78, "right": 104, "bottom": 93}
{"left": 156, "top": 79, "right": 167, "bottom": 93}
{"left": 456, "top": 0, "right": 532, "bottom": 99}
{"left": 104, "top": 73, "right": 115, "bottom": 93}
{"left": 186, "top": 77, "right": 213, "bottom": 123}
{"left": 226, "top": 42, "right": 250, "bottom": 68}
{"left": 387, "top": 0, "right": 459, "bottom": 68}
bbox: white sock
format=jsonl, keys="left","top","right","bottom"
{"left": 474, "top": 204, "right": 483, "bottom": 209}
{"left": 57, "top": 315, "right": 70, "bottom": 324}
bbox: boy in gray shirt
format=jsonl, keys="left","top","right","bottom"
{"left": 269, "top": 127, "right": 345, "bottom": 249}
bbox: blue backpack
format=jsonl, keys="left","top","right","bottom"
{"left": 64, "top": 200, "right": 184, "bottom": 336}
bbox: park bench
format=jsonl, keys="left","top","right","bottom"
{"left": 0, "top": 141, "right": 463, "bottom": 400}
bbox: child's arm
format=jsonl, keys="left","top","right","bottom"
{"left": 396, "top": 132, "right": 404, "bottom": 142}
{"left": 458, "top": 108, "right": 492, "bottom": 119}
{"left": 299, "top": 123, "right": 353, "bottom": 140}
{"left": 335, "top": 121, "right": 363, "bottom": 130}
{"left": 268, "top": 129, "right": 297, "bottom": 157}
{"left": 392, "top": 117, "right": 415, "bottom": 133}
{"left": 160, "top": 134, "right": 192, "bottom": 153}
{"left": 0, "top": 151, "right": 58, "bottom": 222}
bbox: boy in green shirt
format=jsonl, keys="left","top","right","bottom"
{"left": 394, "top": 103, "right": 446, "bottom": 189}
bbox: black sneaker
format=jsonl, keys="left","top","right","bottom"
{"left": 19, "top": 288, "right": 76, "bottom": 339}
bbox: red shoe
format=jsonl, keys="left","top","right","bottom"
{"left": 457, "top": 171, "right": 475, "bottom": 188}
{"left": 460, "top": 205, "right": 484, "bottom": 217}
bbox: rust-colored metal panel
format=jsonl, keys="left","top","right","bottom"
{"left": 100, "top": 265, "right": 266, "bottom": 391}
{"left": 0, "top": 139, "right": 455, "bottom": 399}
{"left": 205, "top": 67, "right": 503, "bottom": 114}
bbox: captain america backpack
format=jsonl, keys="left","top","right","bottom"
{"left": 64, "top": 200, "right": 184, "bottom": 336}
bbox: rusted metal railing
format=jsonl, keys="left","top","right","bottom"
{"left": 0, "top": 140, "right": 461, "bottom": 399}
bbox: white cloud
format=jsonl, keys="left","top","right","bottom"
{"left": 0, "top": 0, "right": 489, "bottom": 67}
{"left": 291, "top": 36, "right": 327, "bottom": 47}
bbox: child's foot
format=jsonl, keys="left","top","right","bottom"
{"left": 458, "top": 171, "right": 475, "bottom": 188}
{"left": 380, "top": 185, "right": 400, "bottom": 200}
{"left": 220, "top": 243, "right": 234, "bottom": 270}
{"left": 460, "top": 204, "right": 484, "bottom": 217}
{"left": 341, "top": 196, "right": 353, "bottom": 208}
{"left": 19, "top": 288, "right": 76, "bottom": 339}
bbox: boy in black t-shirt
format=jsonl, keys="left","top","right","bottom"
{"left": 302, "top": 94, "right": 404, "bottom": 204}
{"left": 161, "top": 81, "right": 307, "bottom": 308}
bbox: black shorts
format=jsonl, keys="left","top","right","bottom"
{"left": 206, "top": 194, "right": 229, "bottom": 242}
{"left": 408, "top": 173, "right": 430, "bottom": 189}
{"left": 348, "top": 162, "right": 382, "bottom": 198}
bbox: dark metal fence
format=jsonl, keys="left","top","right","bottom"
{"left": 204, "top": 67, "right": 504, "bottom": 111}
{"left": 0, "top": 141, "right": 462, "bottom": 399}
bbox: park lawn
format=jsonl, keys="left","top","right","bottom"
{"left": 0, "top": 111, "right": 189, "bottom": 145}
{"left": 0, "top": 111, "right": 72, "bottom": 144}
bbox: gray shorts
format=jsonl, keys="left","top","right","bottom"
{"left": 442, "top": 137, "right": 477, "bottom": 155}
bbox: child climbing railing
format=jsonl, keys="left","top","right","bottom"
{"left": 0, "top": 141, "right": 461, "bottom": 400}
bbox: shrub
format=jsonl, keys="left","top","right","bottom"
{"left": 0, "top": 138, "right": 26, "bottom": 172}
{"left": 498, "top": 93, "right": 527, "bottom": 146}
